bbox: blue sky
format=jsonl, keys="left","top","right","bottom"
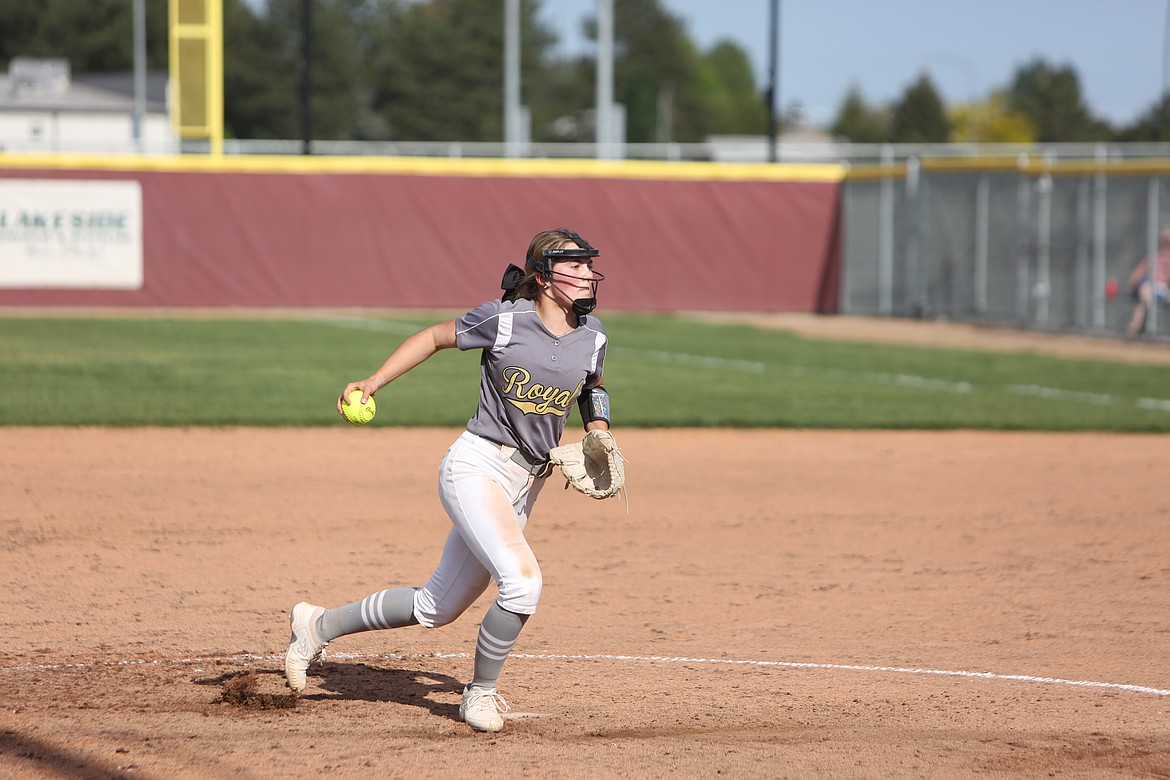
{"left": 539, "top": 0, "right": 1166, "bottom": 128}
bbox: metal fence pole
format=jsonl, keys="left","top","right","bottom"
{"left": 1074, "top": 176, "right": 1090, "bottom": 327}
{"left": 879, "top": 145, "right": 894, "bottom": 315}
{"left": 1092, "top": 145, "right": 1107, "bottom": 329}
{"left": 905, "top": 156, "right": 922, "bottom": 316}
{"left": 1147, "top": 177, "right": 1160, "bottom": 334}
{"left": 1035, "top": 173, "right": 1053, "bottom": 326}
{"left": 1015, "top": 155, "right": 1031, "bottom": 323}
{"left": 974, "top": 174, "right": 989, "bottom": 316}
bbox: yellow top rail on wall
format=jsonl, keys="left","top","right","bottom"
{"left": 0, "top": 153, "right": 846, "bottom": 183}
{"left": 846, "top": 156, "right": 1170, "bottom": 180}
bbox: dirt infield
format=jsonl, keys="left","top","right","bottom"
{"left": 2, "top": 426, "right": 1168, "bottom": 778}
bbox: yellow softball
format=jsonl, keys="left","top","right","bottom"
{"left": 341, "top": 389, "right": 376, "bottom": 425}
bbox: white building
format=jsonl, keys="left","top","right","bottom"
{"left": 0, "top": 57, "right": 176, "bottom": 154}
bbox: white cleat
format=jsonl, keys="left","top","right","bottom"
{"left": 459, "top": 686, "right": 510, "bottom": 733}
{"left": 284, "top": 602, "right": 327, "bottom": 693}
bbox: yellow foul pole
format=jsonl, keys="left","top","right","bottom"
{"left": 168, "top": 0, "right": 224, "bottom": 157}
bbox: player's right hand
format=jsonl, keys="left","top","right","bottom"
{"left": 337, "top": 381, "right": 376, "bottom": 415}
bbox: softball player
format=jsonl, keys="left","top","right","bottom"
{"left": 284, "top": 228, "right": 612, "bottom": 733}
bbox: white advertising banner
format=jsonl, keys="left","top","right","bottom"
{"left": 0, "top": 179, "right": 144, "bottom": 289}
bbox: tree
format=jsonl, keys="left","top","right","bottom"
{"left": 261, "top": 0, "right": 372, "bottom": 140}
{"left": 367, "top": 0, "right": 558, "bottom": 142}
{"left": 699, "top": 41, "right": 767, "bottom": 137}
{"left": 1006, "top": 58, "right": 1110, "bottom": 142}
{"left": 1113, "top": 94, "right": 1170, "bottom": 142}
{"left": 948, "top": 92, "right": 1034, "bottom": 143}
{"left": 0, "top": 0, "right": 307, "bottom": 140}
{"left": 890, "top": 73, "right": 950, "bottom": 143}
{"left": 830, "top": 85, "right": 890, "bottom": 143}
{"left": 0, "top": 0, "right": 168, "bottom": 71}
{"left": 579, "top": 0, "right": 708, "bottom": 143}
{"left": 0, "top": 0, "right": 60, "bottom": 65}
{"left": 532, "top": 4, "right": 767, "bottom": 144}
{"left": 529, "top": 56, "right": 595, "bottom": 142}
{"left": 222, "top": 0, "right": 299, "bottom": 139}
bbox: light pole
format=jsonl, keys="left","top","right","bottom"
{"left": 766, "top": 0, "right": 779, "bottom": 162}
{"left": 1163, "top": 0, "right": 1170, "bottom": 138}
{"left": 132, "top": 0, "right": 146, "bottom": 151}
{"left": 595, "top": 0, "right": 614, "bottom": 158}
{"left": 504, "top": 0, "right": 521, "bottom": 157}
{"left": 300, "top": 0, "right": 313, "bottom": 155}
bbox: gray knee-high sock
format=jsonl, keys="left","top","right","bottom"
{"left": 471, "top": 603, "right": 529, "bottom": 690}
{"left": 317, "top": 587, "right": 419, "bottom": 642}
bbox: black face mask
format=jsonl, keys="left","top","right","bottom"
{"left": 572, "top": 296, "right": 597, "bottom": 316}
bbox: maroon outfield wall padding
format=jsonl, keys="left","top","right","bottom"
{"left": 0, "top": 168, "right": 841, "bottom": 312}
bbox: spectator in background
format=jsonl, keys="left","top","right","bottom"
{"left": 1125, "top": 228, "right": 1170, "bottom": 337}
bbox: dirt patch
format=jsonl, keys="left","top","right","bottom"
{"left": 1, "top": 427, "right": 1168, "bottom": 778}
{"left": 218, "top": 670, "right": 298, "bottom": 711}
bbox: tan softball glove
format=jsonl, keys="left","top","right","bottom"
{"left": 548, "top": 429, "right": 626, "bottom": 500}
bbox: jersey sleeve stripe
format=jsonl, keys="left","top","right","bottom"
{"left": 589, "top": 329, "right": 607, "bottom": 374}
{"left": 492, "top": 312, "right": 514, "bottom": 351}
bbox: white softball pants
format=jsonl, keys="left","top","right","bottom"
{"left": 412, "top": 431, "right": 546, "bottom": 628}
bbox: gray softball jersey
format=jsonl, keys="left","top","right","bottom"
{"left": 457, "top": 298, "right": 607, "bottom": 461}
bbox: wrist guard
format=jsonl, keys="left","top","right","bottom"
{"left": 578, "top": 385, "right": 610, "bottom": 427}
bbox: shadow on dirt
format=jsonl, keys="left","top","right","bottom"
{"left": 0, "top": 728, "right": 145, "bottom": 779}
{"left": 311, "top": 662, "right": 464, "bottom": 721}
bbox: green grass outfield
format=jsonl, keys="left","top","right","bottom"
{"left": 2, "top": 312, "right": 1169, "bottom": 430}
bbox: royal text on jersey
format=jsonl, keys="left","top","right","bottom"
{"left": 500, "top": 367, "right": 583, "bottom": 416}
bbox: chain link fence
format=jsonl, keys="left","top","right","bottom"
{"left": 840, "top": 154, "right": 1170, "bottom": 339}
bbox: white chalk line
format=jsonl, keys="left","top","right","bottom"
{"left": 2, "top": 650, "right": 1167, "bottom": 698}
{"left": 316, "top": 316, "right": 424, "bottom": 336}
{"left": 612, "top": 346, "right": 1170, "bottom": 414}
